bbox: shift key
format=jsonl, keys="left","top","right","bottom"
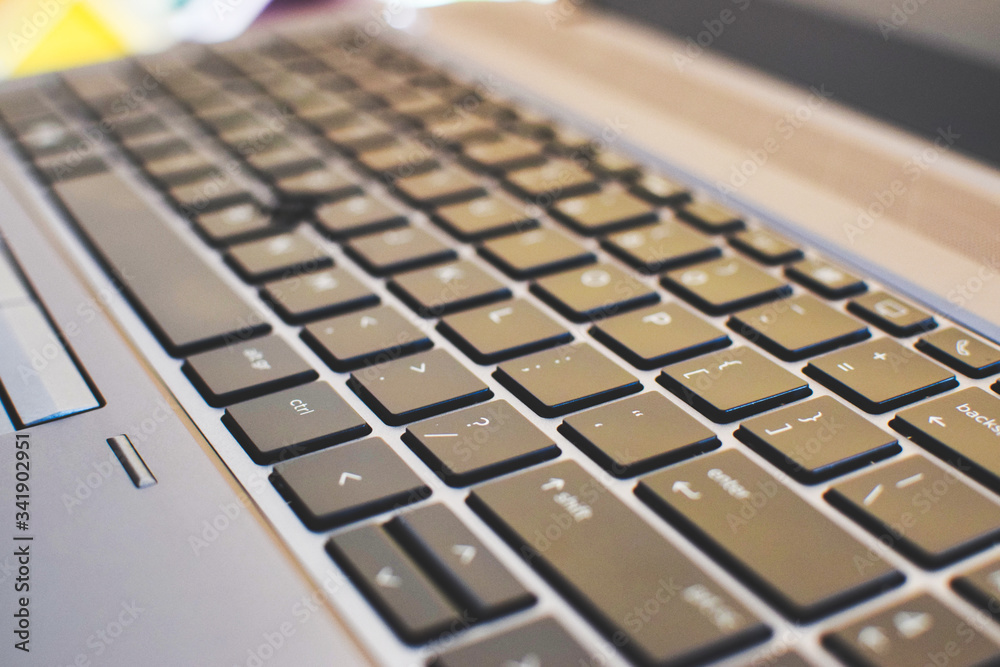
{"left": 468, "top": 460, "right": 768, "bottom": 666}
{"left": 637, "top": 449, "right": 902, "bottom": 621}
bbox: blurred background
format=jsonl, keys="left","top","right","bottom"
{"left": 0, "top": 0, "right": 556, "bottom": 78}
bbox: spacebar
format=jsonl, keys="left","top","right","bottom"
{"left": 468, "top": 460, "right": 768, "bottom": 666}
{"left": 53, "top": 172, "right": 269, "bottom": 356}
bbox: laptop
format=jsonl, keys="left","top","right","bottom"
{"left": 3, "top": 0, "right": 1000, "bottom": 665}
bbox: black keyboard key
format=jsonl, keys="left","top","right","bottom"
{"left": 226, "top": 231, "right": 332, "bottom": 283}
{"left": 590, "top": 302, "right": 731, "bottom": 369}
{"left": 431, "top": 618, "right": 594, "bottom": 667}
{"left": 468, "top": 460, "right": 769, "bottom": 666}
{"left": 550, "top": 190, "right": 658, "bottom": 236}
{"left": 503, "top": 159, "right": 601, "bottom": 202}
{"left": 848, "top": 290, "right": 937, "bottom": 337}
{"left": 638, "top": 449, "right": 902, "bottom": 620}
{"left": 356, "top": 139, "right": 439, "bottom": 179}
{"left": 433, "top": 196, "right": 536, "bottom": 242}
{"left": 662, "top": 256, "right": 792, "bottom": 315}
{"left": 602, "top": 219, "right": 721, "bottom": 273}
{"left": 729, "top": 228, "right": 803, "bottom": 265}
{"left": 737, "top": 395, "right": 900, "bottom": 483}
{"left": 478, "top": 227, "right": 594, "bottom": 279}
{"left": 659, "top": 346, "right": 811, "bottom": 423}
{"left": 827, "top": 455, "right": 1000, "bottom": 567}
{"left": 192, "top": 203, "right": 277, "bottom": 246}
{"left": 560, "top": 392, "right": 718, "bottom": 477}
{"left": 349, "top": 348, "right": 492, "bottom": 426}
{"left": 327, "top": 524, "right": 457, "bottom": 643}
{"left": 786, "top": 258, "right": 866, "bottom": 299}
{"left": 628, "top": 172, "right": 690, "bottom": 205}
{"left": 302, "top": 305, "right": 432, "bottom": 371}
{"left": 345, "top": 226, "right": 457, "bottom": 276}
{"left": 824, "top": 594, "right": 1000, "bottom": 667}
{"left": 223, "top": 381, "right": 370, "bottom": 463}
{"left": 274, "top": 436, "right": 429, "bottom": 530}
{"left": 183, "top": 334, "right": 318, "bottom": 407}
{"left": 274, "top": 165, "right": 363, "bottom": 202}
{"left": 403, "top": 400, "right": 559, "bottom": 486}
{"left": 53, "top": 172, "right": 270, "bottom": 356}
{"left": 676, "top": 200, "right": 744, "bottom": 234}
{"left": 728, "top": 294, "right": 870, "bottom": 360}
{"left": 388, "top": 504, "right": 534, "bottom": 618}
{"left": 917, "top": 327, "right": 1000, "bottom": 378}
{"left": 438, "top": 298, "right": 571, "bottom": 364}
{"left": 262, "top": 267, "right": 378, "bottom": 323}
{"left": 954, "top": 557, "right": 1000, "bottom": 618}
{"left": 314, "top": 194, "right": 407, "bottom": 239}
{"left": 804, "top": 338, "right": 957, "bottom": 413}
{"left": 494, "top": 342, "right": 641, "bottom": 417}
{"left": 531, "top": 262, "right": 659, "bottom": 322}
{"left": 892, "top": 387, "right": 1000, "bottom": 494}
{"left": 460, "top": 134, "right": 546, "bottom": 173}
{"left": 389, "top": 260, "right": 511, "bottom": 318}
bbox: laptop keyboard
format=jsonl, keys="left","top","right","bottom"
{"left": 4, "top": 23, "right": 1000, "bottom": 667}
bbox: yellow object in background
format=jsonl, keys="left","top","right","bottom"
{"left": 11, "top": 2, "right": 126, "bottom": 77}
{"left": 0, "top": 0, "right": 274, "bottom": 78}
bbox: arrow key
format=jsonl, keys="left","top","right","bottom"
{"left": 327, "top": 523, "right": 459, "bottom": 643}
{"left": 825, "top": 594, "right": 1000, "bottom": 667}
{"left": 271, "top": 437, "right": 430, "bottom": 530}
{"left": 432, "top": 618, "right": 595, "bottom": 667}
{"left": 389, "top": 504, "right": 534, "bottom": 619}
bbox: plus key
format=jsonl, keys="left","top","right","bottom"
{"left": 804, "top": 339, "right": 957, "bottom": 413}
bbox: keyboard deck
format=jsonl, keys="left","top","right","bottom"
{"left": 5, "top": 21, "right": 1000, "bottom": 667}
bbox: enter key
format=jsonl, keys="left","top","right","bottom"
{"left": 892, "top": 387, "right": 1000, "bottom": 493}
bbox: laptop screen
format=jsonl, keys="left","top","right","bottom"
{"left": 592, "top": 0, "right": 1000, "bottom": 168}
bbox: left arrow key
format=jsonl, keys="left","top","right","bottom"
{"left": 328, "top": 524, "right": 460, "bottom": 643}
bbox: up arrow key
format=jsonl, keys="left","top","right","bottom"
{"left": 339, "top": 472, "right": 363, "bottom": 486}
{"left": 450, "top": 544, "right": 477, "bottom": 565}
{"left": 375, "top": 566, "right": 402, "bottom": 589}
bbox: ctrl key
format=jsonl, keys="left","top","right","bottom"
{"left": 824, "top": 594, "right": 1000, "bottom": 667}
{"left": 223, "top": 382, "right": 370, "bottom": 464}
